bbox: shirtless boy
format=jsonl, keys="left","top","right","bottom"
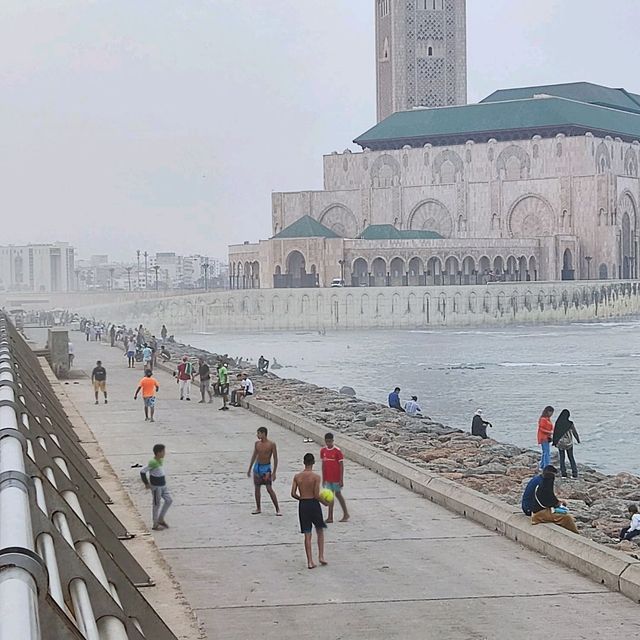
{"left": 247, "top": 427, "right": 281, "bottom": 516}
{"left": 291, "top": 453, "right": 328, "bottom": 569}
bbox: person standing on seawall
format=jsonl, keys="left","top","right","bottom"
{"left": 552, "top": 409, "right": 580, "bottom": 479}
{"left": 537, "top": 406, "right": 554, "bottom": 470}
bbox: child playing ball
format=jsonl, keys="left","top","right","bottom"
{"left": 320, "top": 432, "right": 350, "bottom": 523}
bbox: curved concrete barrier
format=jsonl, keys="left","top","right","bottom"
{"left": 246, "top": 397, "right": 640, "bottom": 603}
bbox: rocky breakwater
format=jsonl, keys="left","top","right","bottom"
{"left": 171, "top": 339, "right": 640, "bottom": 557}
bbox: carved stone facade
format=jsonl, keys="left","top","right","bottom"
{"left": 230, "top": 134, "right": 639, "bottom": 288}
{"left": 376, "top": 0, "right": 467, "bottom": 121}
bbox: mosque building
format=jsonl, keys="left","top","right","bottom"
{"left": 229, "top": 0, "right": 639, "bottom": 289}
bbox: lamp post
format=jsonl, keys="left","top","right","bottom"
{"left": 136, "top": 249, "right": 141, "bottom": 290}
{"left": 109, "top": 267, "right": 115, "bottom": 290}
{"left": 154, "top": 265, "right": 160, "bottom": 290}
{"left": 338, "top": 259, "right": 345, "bottom": 285}
{"left": 584, "top": 256, "right": 593, "bottom": 281}
{"left": 144, "top": 252, "right": 149, "bottom": 289}
{"left": 203, "top": 261, "right": 210, "bottom": 291}
{"left": 125, "top": 266, "right": 132, "bottom": 291}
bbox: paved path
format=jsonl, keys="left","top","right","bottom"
{"left": 57, "top": 333, "right": 638, "bottom": 640}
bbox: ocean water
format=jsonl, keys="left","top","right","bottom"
{"left": 178, "top": 320, "right": 640, "bottom": 475}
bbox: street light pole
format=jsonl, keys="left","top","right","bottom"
{"left": 136, "top": 250, "right": 141, "bottom": 290}
{"left": 584, "top": 256, "right": 593, "bottom": 281}
{"left": 126, "top": 267, "right": 132, "bottom": 292}
{"left": 203, "top": 261, "right": 210, "bottom": 291}
{"left": 109, "top": 267, "right": 115, "bottom": 290}
{"left": 154, "top": 265, "right": 160, "bottom": 291}
{"left": 144, "top": 251, "right": 149, "bottom": 289}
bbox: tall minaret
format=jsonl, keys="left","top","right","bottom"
{"left": 375, "top": 0, "right": 467, "bottom": 122}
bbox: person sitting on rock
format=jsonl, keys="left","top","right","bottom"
{"left": 388, "top": 387, "right": 404, "bottom": 412}
{"left": 471, "top": 409, "right": 492, "bottom": 439}
{"left": 619, "top": 504, "right": 640, "bottom": 543}
{"left": 521, "top": 466, "right": 552, "bottom": 516}
{"left": 530, "top": 466, "right": 579, "bottom": 534}
{"left": 258, "top": 355, "right": 269, "bottom": 373}
{"left": 404, "top": 395, "right": 422, "bottom": 416}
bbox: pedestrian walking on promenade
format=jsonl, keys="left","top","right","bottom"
{"left": 194, "top": 357, "right": 213, "bottom": 403}
{"left": 161, "top": 324, "right": 168, "bottom": 341}
{"left": 291, "top": 453, "right": 328, "bottom": 569}
{"left": 142, "top": 343, "right": 153, "bottom": 371}
{"left": 217, "top": 361, "right": 229, "bottom": 410}
{"left": 134, "top": 370, "right": 159, "bottom": 422}
{"left": 125, "top": 341, "right": 136, "bottom": 368}
{"left": 537, "top": 406, "right": 554, "bottom": 469}
{"left": 552, "top": 409, "right": 580, "bottom": 479}
{"left": 110, "top": 324, "right": 116, "bottom": 347}
{"left": 140, "top": 443, "right": 172, "bottom": 530}
{"left": 176, "top": 356, "right": 193, "bottom": 400}
{"left": 247, "top": 427, "right": 281, "bottom": 516}
{"left": 91, "top": 360, "right": 108, "bottom": 405}
{"left": 321, "top": 432, "right": 349, "bottom": 523}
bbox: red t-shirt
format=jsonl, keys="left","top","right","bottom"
{"left": 320, "top": 446, "right": 344, "bottom": 483}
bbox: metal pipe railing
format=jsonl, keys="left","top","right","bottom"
{"left": 0, "top": 331, "right": 41, "bottom": 640}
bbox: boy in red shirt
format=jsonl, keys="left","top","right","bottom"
{"left": 320, "top": 432, "right": 350, "bottom": 523}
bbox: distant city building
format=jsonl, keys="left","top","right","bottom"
{"left": 73, "top": 253, "right": 227, "bottom": 291}
{"left": 228, "top": 2, "right": 640, "bottom": 288}
{"left": 90, "top": 255, "right": 109, "bottom": 266}
{"left": 0, "top": 243, "right": 75, "bottom": 292}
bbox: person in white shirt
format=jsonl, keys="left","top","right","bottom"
{"left": 404, "top": 395, "right": 422, "bottom": 416}
{"left": 620, "top": 504, "right": 640, "bottom": 542}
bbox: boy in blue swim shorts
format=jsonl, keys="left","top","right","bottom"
{"left": 247, "top": 427, "right": 281, "bottom": 516}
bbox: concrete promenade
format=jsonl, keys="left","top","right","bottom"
{"left": 55, "top": 334, "right": 638, "bottom": 639}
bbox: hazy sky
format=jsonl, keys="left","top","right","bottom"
{"left": 3, "top": 0, "right": 640, "bottom": 261}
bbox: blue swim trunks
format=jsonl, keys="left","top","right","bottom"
{"left": 253, "top": 463, "right": 272, "bottom": 486}
{"left": 323, "top": 481, "right": 342, "bottom": 494}
{"left": 143, "top": 396, "right": 156, "bottom": 408}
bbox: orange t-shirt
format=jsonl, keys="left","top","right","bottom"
{"left": 537, "top": 416, "right": 553, "bottom": 444}
{"left": 139, "top": 377, "right": 159, "bottom": 398}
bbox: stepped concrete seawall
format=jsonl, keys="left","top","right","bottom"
{"left": 71, "top": 280, "right": 640, "bottom": 331}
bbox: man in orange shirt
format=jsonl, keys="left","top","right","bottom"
{"left": 134, "top": 370, "right": 160, "bottom": 422}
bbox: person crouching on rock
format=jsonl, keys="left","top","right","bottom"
{"left": 530, "top": 466, "right": 579, "bottom": 534}
{"left": 619, "top": 504, "right": 640, "bottom": 543}
{"left": 471, "top": 409, "right": 492, "bottom": 439}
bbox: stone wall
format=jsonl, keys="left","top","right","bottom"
{"left": 71, "top": 280, "right": 640, "bottom": 333}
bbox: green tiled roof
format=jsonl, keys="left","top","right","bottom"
{"left": 481, "top": 82, "right": 640, "bottom": 114}
{"left": 354, "top": 95, "right": 640, "bottom": 149}
{"left": 359, "top": 224, "right": 443, "bottom": 240}
{"left": 272, "top": 215, "right": 339, "bottom": 239}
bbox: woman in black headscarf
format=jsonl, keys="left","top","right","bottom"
{"left": 552, "top": 409, "right": 581, "bottom": 479}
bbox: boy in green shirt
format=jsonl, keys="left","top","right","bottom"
{"left": 140, "top": 443, "right": 172, "bottom": 530}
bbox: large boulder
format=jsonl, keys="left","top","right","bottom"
{"left": 339, "top": 386, "right": 356, "bottom": 396}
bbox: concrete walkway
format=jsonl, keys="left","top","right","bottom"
{"left": 57, "top": 334, "right": 638, "bottom": 640}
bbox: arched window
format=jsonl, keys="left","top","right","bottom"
{"left": 427, "top": 46, "right": 433, "bottom": 57}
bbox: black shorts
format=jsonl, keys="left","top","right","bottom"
{"left": 220, "top": 383, "right": 229, "bottom": 396}
{"left": 298, "top": 499, "right": 326, "bottom": 534}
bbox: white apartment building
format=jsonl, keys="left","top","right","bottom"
{"left": 0, "top": 243, "right": 75, "bottom": 292}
